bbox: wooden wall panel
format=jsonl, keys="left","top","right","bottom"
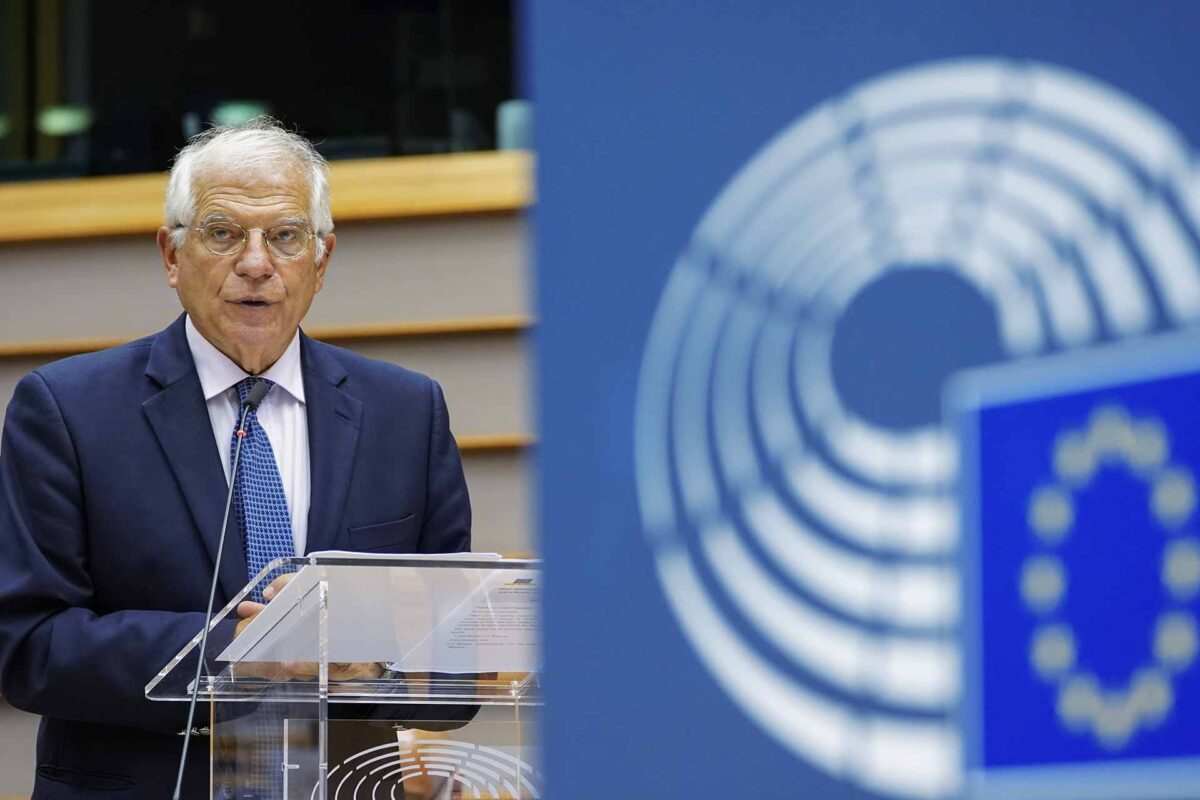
{"left": 306, "top": 216, "right": 530, "bottom": 327}
{"left": 0, "top": 215, "right": 527, "bottom": 343}
{"left": 0, "top": 151, "right": 532, "bottom": 244}
{"left": 462, "top": 450, "right": 533, "bottom": 556}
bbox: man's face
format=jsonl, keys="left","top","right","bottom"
{"left": 157, "top": 165, "right": 335, "bottom": 373}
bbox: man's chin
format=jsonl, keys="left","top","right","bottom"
{"left": 223, "top": 320, "right": 283, "bottom": 344}
{"left": 210, "top": 321, "right": 296, "bottom": 372}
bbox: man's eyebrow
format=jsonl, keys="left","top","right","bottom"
{"left": 196, "top": 213, "right": 235, "bottom": 225}
{"left": 195, "top": 213, "right": 311, "bottom": 227}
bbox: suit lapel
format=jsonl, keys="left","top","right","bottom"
{"left": 143, "top": 316, "right": 248, "bottom": 601}
{"left": 301, "top": 334, "right": 362, "bottom": 554}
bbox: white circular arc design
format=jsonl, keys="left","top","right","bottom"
{"left": 635, "top": 58, "right": 1200, "bottom": 798}
{"left": 312, "top": 739, "right": 543, "bottom": 800}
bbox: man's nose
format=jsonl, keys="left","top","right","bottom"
{"left": 234, "top": 230, "right": 275, "bottom": 277}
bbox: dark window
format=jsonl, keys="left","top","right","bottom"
{"left": 0, "top": 0, "right": 518, "bottom": 182}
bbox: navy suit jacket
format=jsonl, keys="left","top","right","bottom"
{"left": 0, "top": 315, "right": 471, "bottom": 800}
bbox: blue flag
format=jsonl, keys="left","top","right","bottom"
{"left": 955, "top": 334, "right": 1200, "bottom": 799}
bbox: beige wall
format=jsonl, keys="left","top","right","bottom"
{"left": 0, "top": 212, "right": 534, "bottom": 789}
{"left": 0, "top": 216, "right": 529, "bottom": 340}
{"left": 0, "top": 704, "right": 37, "bottom": 796}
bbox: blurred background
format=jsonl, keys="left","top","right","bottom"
{"left": 530, "top": 3, "right": 1200, "bottom": 800}
{"left": 0, "top": 0, "right": 518, "bottom": 178}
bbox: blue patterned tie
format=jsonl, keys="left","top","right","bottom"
{"left": 230, "top": 377, "right": 293, "bottom": 798}
{"left": 231, "top": 377, "right": 294, "bottom": 602}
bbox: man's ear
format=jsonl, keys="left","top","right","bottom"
{"left": 157, "top": 227, "right": 181, "bottom": 288}
{"left": 314, "top": 233, "right": 336, "bottom": 293}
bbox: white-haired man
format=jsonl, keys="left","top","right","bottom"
{"left": 0, "top": 118, "right": 471, "bottom": 799}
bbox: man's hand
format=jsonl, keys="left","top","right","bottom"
{"left": 233, "top": 572, "right": 384, "bottom": 682}
{"left": 265, "top": 660, "right": 384, "bottom": 682}
{"left": 234, "top": 573, "right": 294, "bottom": 638}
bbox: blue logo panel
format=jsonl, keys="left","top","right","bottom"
{"left": 954, "top": 335, "right": 1200, "bottom": 798}
{"left": 531, "top": 3, "right": 1200, "bottom": 798}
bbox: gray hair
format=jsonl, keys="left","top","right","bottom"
{"left": 164, "top": 116, "right": 332, "bottom": 260}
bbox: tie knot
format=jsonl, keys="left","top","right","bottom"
{"left": 235, "top": 377, "right": 275, "bottom": 405}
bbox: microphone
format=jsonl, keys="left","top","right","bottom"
{"left": 173, "top": 379, "right": 271, "bottom": 800}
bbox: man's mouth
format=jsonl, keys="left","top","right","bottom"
{"left": 234, "top": 299, "right": 273, "bottom": 307}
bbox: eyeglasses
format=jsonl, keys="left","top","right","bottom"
{"left": 189, "top": 220, "right": 316, "bottom": 259}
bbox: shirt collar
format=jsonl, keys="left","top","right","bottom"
{"left": 184, "top": 315, "right": 306, "bottom": 405}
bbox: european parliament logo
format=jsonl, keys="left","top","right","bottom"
{"left": 635, "top": 57, "right": 1200, "bottom": 798}
{"left": 954, "top": 338, "right": 1200, "bottom": 799}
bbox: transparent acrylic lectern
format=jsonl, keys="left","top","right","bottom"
{"left": 146, "top": 554, "right": 541, "bottom": 800}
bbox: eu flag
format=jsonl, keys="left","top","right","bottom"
{"left": 954, "top": 333, "right": 1200, "bottom": 799}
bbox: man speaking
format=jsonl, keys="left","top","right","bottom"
{"left": 0, "top": 118, "right": 471, "bottom": 799}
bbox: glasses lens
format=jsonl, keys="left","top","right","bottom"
{"left": 266, "top": 225, "right": 310, "bottom": 258}
{"left": 200, "top": 222, "right": 245, "bottom": 255}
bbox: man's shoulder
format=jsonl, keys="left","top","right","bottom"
{"left": 303, "top": 336, "right": 436, "bottom": 393}
{"left": 31, "top": 330, "right": 160, "bottom": 392}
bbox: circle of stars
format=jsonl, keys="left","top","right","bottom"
{"left": 1021, "top": 405, "right": 1199, "bottom": 750}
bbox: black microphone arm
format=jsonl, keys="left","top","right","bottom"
{"left": 173, "top": 379, "right": 271, "bottom": 800}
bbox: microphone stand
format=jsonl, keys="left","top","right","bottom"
{"left": 173, "top": 381, "right": 268, "bottom": 800}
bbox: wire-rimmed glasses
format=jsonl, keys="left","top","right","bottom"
{"left": 190, "top": 220, "right": 316, "bottom": 259}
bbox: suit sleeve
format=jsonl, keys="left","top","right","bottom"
{"left": 0, "top": 371, "right": 207, "bottom": 734}
{"left": 417, "top": 379, "right": 471, "bottom": 554}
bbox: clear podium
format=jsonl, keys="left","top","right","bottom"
{"left": 146, "top": 554, "right": 542, "bottom": 800}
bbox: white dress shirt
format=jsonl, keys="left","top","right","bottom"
{"left": 184, "top": 315, "right": 310, "bottom": 555}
